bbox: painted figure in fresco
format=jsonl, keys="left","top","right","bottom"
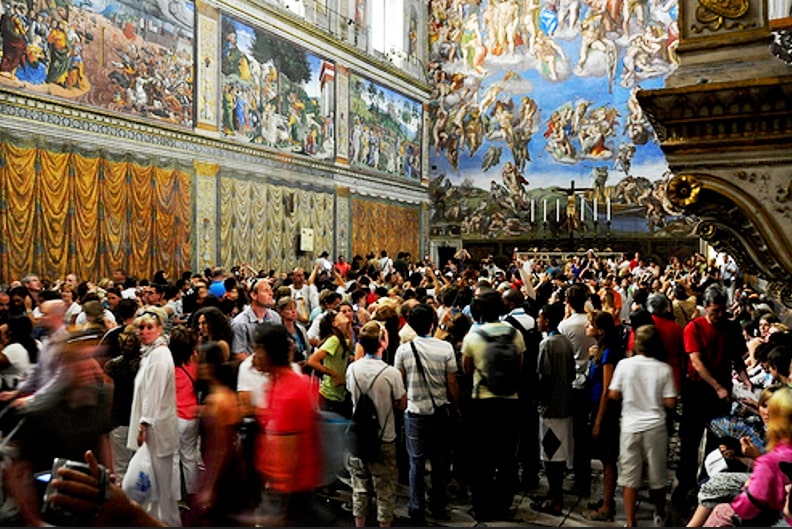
{"left": 620, "top": 23, "right": 668, "bottom": 88}
{"left": 512, "top": 127, "right": 532, "bottom": 171}
{"left": 517, "top": 95, "right": 538, "bottom": 132}
{"left": 532, "top": 31, "right": 567, "bottom": 81}
{"left": 222, "top": 31, "right": 251, "bottom": 81}
{"left": 557, "top": 0, "right": 582, "bottom": 35}
{"left": 613, "top": 143, "right": 635, "bottom": 174}
{"left": 575, "top": 5, "right": 618, "bottom": 92}
{"left": 66, "top": 44, "right": 85, "bottom": 90}
{"left": 489, "top": 99, "right": 516, "bottom": 145}
{"left": 464, "top": 107, "right": 485, "bottom": 157}
{"left": 522, "top": 0, "right": 541, "bottom": 52}
{"left": 408, "top": 18, "right": 418, "bottom": 57}
{"left": 350, "top": 116, "right": 363, "bottom": 163}
{"left": 622, "top": 0, "right": 649, "bottom": 40}
{"left": 544, "top": 107, "right": 575, "bottom": 162}
{"left": 495, "top": 0, "right": 522, "bottom": 57}
{"left": 592, "top": 166, "right": 609, "bottom": 200}
{"left": 502, "top": 161, "right": 530, "bottom": 209}
{"left": 15, "top": 40, "right": 47, "bottom": 84}
{"left": 481, "top": 145, "right": 503, "bottom": 172}
{"left": 577, "top": 105, "right": 617, "bottom": 159}
{"left": 626, "top": 87, "right": 652, "bottom": 144}
{"left": 433, "top": 106, "right": 450, "bottom": 154}
{"left": 447, "top": 124, "right": 462, "bottom": 172}
{"left": 539, "top": 0, "right": 559, "bottom": 36}
{"left": 45, "top": 19, "right": 70, "bottom": 86}
{"left": 0, "top": 4, "right": 27, "bottom": 77}
{"left": 482, "top": 0, "right": 499, "bottom": 52}
{"left": 461, "top": 14, "right": 488, "bottom": 75}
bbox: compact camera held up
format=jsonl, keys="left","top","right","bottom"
{"left": 39, "top": 457, "right": 111, "bottom": 526}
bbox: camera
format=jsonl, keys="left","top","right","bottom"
{"left": 39, "top": 457, "right": 110, "bottom": 526}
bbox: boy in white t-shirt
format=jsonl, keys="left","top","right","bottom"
{"left": 609, "top": 324, "right": 678, "bottom": 527}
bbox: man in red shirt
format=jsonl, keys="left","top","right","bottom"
{"left": 334, "top": 254, "right": 352, "bottom": 279}
{"left": 672, "top": 284, "right": 752, "bottom": 509}
{"left": 640, "top": 293, "right": 685, "bottom": 393}
{"left": 253, "top": 324, "right": 329, "bottom": 526}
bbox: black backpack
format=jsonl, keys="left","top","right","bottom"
{"left": 475, "top": 326, "right": 521, "bottom": 397}
{"left": 345, "top": 366, "right": 389, "bottom": 462}
{"left": 505, "top": 315, "right": 542, "bottom": 399}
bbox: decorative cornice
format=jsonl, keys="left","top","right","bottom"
{"left": 0, "top": 90, "right": 427, "bottom": 200}
{"left": 638, "top": 77, "right": 792, "bottom": 152}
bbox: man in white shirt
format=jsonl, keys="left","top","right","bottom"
{"left": 394, "top": 304, "right": 459, "bottom": 524}
{"left": 609, "top": 324, "right": 677, "bottom": 527}
{"left": 346, "top": 321, "right": 406, "bottom": 527}
{"left": 557, "top": 284, "right": 596, "bottom": 497}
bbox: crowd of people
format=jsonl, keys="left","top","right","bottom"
{"left": 0, "top": 247, "right": 790, "bottom": 527}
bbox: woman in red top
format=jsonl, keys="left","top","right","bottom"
{"left": 170, "top": 326, "right": 200, "bottom": 506}
{"left": 253, "top": 324, "right": 331, "bottom": 526}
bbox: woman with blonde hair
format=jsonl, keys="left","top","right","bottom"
{"left": 703, "top": 386, "right": 792, "bottom": 526}
{"left": 127, "top": 307, "right": 181, "bottom": 526}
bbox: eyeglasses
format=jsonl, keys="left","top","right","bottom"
{"left": 137, "top": 324, "right": 156, "bottom": 330}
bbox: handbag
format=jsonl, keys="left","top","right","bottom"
{"left": 122, "top": 442, "right": 158, "bottom": 504}
{"left": 409, "top": 341, "right": 455, "bottom": 422}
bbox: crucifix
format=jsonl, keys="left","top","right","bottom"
{"left": 551, "top": 180, "right": 594, "bottom": 236}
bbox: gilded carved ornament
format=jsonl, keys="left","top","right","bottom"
{"left": 692, "top": 0, "right": 755, "bottom": 32}
{"left": 666, "top": 174, "right": 702, "bottom": 208}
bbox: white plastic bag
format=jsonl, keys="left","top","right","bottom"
{"left": 122, "top": 443, "right": 158, "bottom": 504}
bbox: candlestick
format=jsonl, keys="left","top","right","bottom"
{"left": 606, "top": 197, "right": 611, "bottom": 221}
{"left": 556, "top": 199, "right": 560, "bottom": 222}
{"left": 593, "top": 197, "right": 598, "bottom": 220}
{"left": 530, "top": 199, "right": 535, "bottom": 223}
{"left": 543, "top": 199, "right": 547, "bottom": 222}
{"left": 580, "top": 196, "right": 585, "bottom": 222}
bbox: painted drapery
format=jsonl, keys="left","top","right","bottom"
{"left": 0, "top": 141, "right": 192, "bottom": 284}
{"left": 219, "top": 176, "right": 334, "bottom": 273}
{"left": 350, "top": 197, "right": 420, "bottom": 260}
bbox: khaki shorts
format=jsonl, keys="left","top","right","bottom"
{"left": 617, "top": 424, "right": 668, "bottom": 490}
{"left": 349, "top": 442, "right": 398, "bottom": 522}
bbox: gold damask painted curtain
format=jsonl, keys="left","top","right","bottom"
{"left": 219, "top": 176, "right": 334, "bottom": 273}
{"left": 0, "top": 141, "right": 192, "bottom": 284}
{"left": 351, "top": 196, "right": 420, "bottom": 260}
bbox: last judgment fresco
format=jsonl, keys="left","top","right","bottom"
{"left": 0, "top": 0, "right": 195, "bottom": 127}
{"left": 427, "top": 0, "right": 695, "bottom": 240}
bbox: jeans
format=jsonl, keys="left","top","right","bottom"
{"left": 404, "top": 412, "right": 451, "bottom": 516}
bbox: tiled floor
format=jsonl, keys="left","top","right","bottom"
{"left": 322, "top": 460, "right": 680, "bottom": 527}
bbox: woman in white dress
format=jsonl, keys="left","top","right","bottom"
{"left": 126, "top": 307, "right": 181, "bottom": 526}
